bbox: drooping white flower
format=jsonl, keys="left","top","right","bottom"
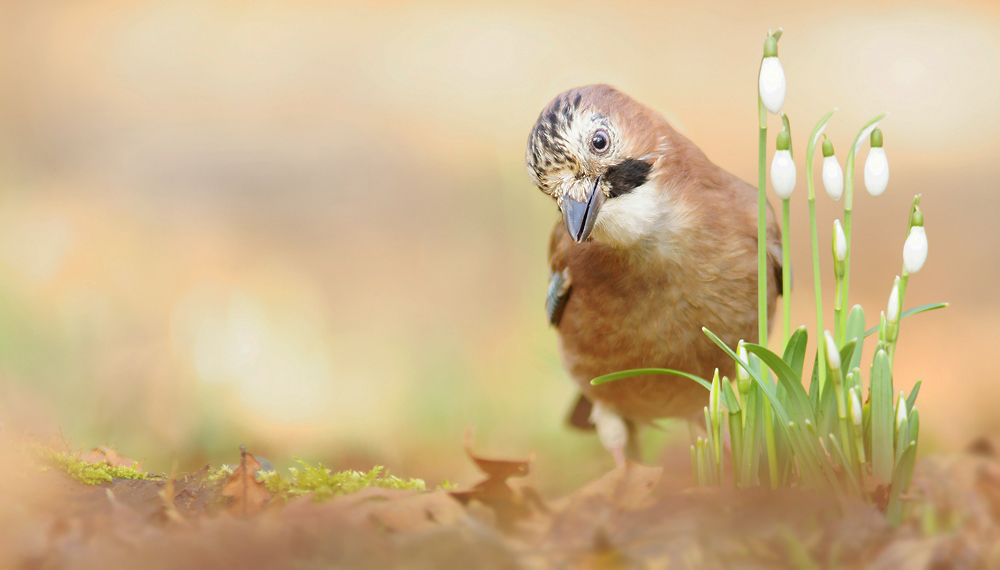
{"left": 903, "top": 226, "right": 928, "bottom": 274}
{"left": 864, "top": 128, "right": 889, "bottom": 197}
{"left": 887, "top": 276, "right": 901, "bottom": 324}
{"left": 758, "top": 36, "right": 786, "bottom": 115}
{"left": 824, "top": 330, "right": 840, "bottom": 372}
{"left": 833, "top": 219, "right": 847, "bottom": 262}
{"left": 759, "top": 58, "right": 786, "bottom": 114}
{"left": 770, "top": 131, "right": 795, "bottom": 199}
{"left": 821, "top": 140, "right": 844, "bottom": 201}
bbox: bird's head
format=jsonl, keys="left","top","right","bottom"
{"left": 526, "top": 84, "right": 677, "bottom": 246}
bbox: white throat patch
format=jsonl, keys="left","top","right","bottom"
{"left": 590, "top": 180, "right": 691, "bottom": 258}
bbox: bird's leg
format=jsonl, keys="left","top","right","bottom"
{"left": 589, "top": 402, "right": 630, "bottom": 466}
{"left": 625, "top": 419, "right": 642, "bottom": 463}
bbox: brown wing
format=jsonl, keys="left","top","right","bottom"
{"left": 548, "top": 221, "right": 600, "bottom": 430}
{"left": 546, "top": 220, "right": 574, "bottom": 327}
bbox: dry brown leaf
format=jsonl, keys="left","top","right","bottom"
{"left": 80, "top": 445, "right": 143, "bottom": 472}
{"left": 221, "top": 445, "right": 271, "bottom": 517}
{"left": 450, "top": 428, "right": 541, "bottom": 529}
{"left": 975, "top": 461, "right": 1000, "bottom": 521}
{"left": 462, "top": 428, "right": 531, "bottom": 483}
{"left": 364, "top": 490, "right": 466, "bottom": 532}
{"left": 557, "top": 462, "right": 662, "bottom": 511}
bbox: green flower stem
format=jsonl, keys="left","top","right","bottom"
{"left": 703, "top": 407, "right": 722, "bottom": 485}
{"left": 754, "top": 37, "right": 779, "bottom": 486}
{"left": 690, "top": 444, "right": 698, "bottom": 484}
{"left": 782, "top": 200, "right": 791, "bottom": 347}
{"left": 806, "top": 110, "right": 836, "bottom": 393}
{"left": 888, "top": 274, "right": 907, "bottom": 364}
{"left": 739, "top": 382, "right": 760, "bottom": 488}
{"left": 780, "top": 112, "right": 793, "bottom": 351}
{"left": 758, "top": 96, "right": 768, "bottom": 349}
{"left": 804, "top": 420, "right": 844, "bottom": 492}
{"left": 729, "top": 412, "right": 744, "bottom": 487}
{"left": 840, "top": 210, "right": 852, "bottom": 341}
{"left": 890, "top": 195, "right": 921, "bottom": 365}
{"left": 696, "top": 439, "right": 707, "bottom": 486}
{"left": 832, "top": 375, "right": 852, "bottom": 480}
{"left": 834, "top": 264, "right": 844, "bottom": 342}
{"left": 709, "top": 373, "right": 724, "bottom": 484}
{"left": 764, "top": 402, "right": 779, "bottom": 488}
{"left": 847, "top": 381, "right": 865, "bottom": 472}
{"left": 808, "top": 193, "right": 827, "bottom": 392}
{"left": 843, "top": 113, "right": 889, "bottom": 342}
{"left": 828, "top": 434, "right": 862, "bottom": 496}
{"left": 756, "top": 351, "right": 779, "bottom": 489}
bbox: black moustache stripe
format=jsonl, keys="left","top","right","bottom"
{"left": 605, "top": 159, "right": 653, "bottom": 198}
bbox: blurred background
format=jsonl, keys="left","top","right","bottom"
{"left": 0, "top": 0, "right": 996, "bottom": 494}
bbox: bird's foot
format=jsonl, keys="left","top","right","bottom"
{"left": 609, "top": 446, "right": 627, "bottom": 467}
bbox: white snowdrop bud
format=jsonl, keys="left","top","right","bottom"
{"left": 736, "top": 343, "right": 750, "bottom": 394}
{"left": 850, "top": 388, "right": 863, "bottom": 428}
{"left": 824, "top": 330, "right": 840, "bottom": 372}
{"left": 887, "top": 276, "right": 901, "bottom": 324}
{"left": 864, "top": 129, "right": 889, "bottom": 197}
{"left": 770, "top": 131, "right": 795, "bottom": 199}
{"left": 710, "top": 369, "right": 721, "bottom": 421}
{"left": 895, "top": 392, "right": 908, "bottom": 431}
{"left": 821, "top": 140, "right": 844, "bottom": 201}
{"left": 758, "top": 37, "right": 786, "bottom": 115}
{"left": 903, "top": 226, "right": 928, "bottom": 274}
{"left": 833, "top": 219, "right": 847, "bottom": 262}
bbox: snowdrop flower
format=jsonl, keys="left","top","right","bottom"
{"left": 887, "top": 276, "right": 901, "bottom": 324}
{"left": 903, "top": 225, "right": 928, "bottom": 274}
{"left": 758, "top": 36, "right": 786, "bottom": 115}
{"left": 832, "top": 219, "right": 847, "bottom": 262}
{"left": 850, "top": 388, "right": 863, "bottom": 428}
{"left": 770, "top": 130, "right": 795, "bottom": 199}
{"left": 821, "top": 139, "right": 844, "bottom": 201}
{"left": 864, "top": 128, "right": 889, "bottom": 197}
{"left": 824, "top": 330, "right": 840, "bottom": 372}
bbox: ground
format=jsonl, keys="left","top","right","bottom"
{"left": 4, "top": 437, "right": 1000, "bottom": 569}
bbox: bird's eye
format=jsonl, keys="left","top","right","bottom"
{"left": 591, "top": 129, "right": 610, "bottom": 154}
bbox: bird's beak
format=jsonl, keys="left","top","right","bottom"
{"left": 562, "top": 177, "right": 604, "bottom": 243}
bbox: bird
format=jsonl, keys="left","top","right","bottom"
{"left": 525, "top": 84, "right": 782, "bottom": 465}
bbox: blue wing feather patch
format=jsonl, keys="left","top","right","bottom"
{"left": 546, "top": 269, "right": 571, "bottom": 326}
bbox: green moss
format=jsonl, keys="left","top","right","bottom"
{"left": 437, "top": 479, "right": 458, "bottom": 491}
{"left": 205, "top": 465, "right": 234, "bottom": 485}
{"left": 38, "top": 447, "right": 147, "bottom": 485}
{"left": 260, "top": 459, "right": 425, "bottom": 501}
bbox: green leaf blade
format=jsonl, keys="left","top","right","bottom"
{"left": 590, "top": 368, "right": 711, "bottom": 391}
{"left": 743, "top": 343, "right": 815, "bottom": 426}
{"left": 871, "top": 349, "right": 895, "bottom": 483}
{"left": 864, "top": 303, "right": 948, "bottom": 338}
{"left": 845, "top": 305, "right": 866, "bottom": 372}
